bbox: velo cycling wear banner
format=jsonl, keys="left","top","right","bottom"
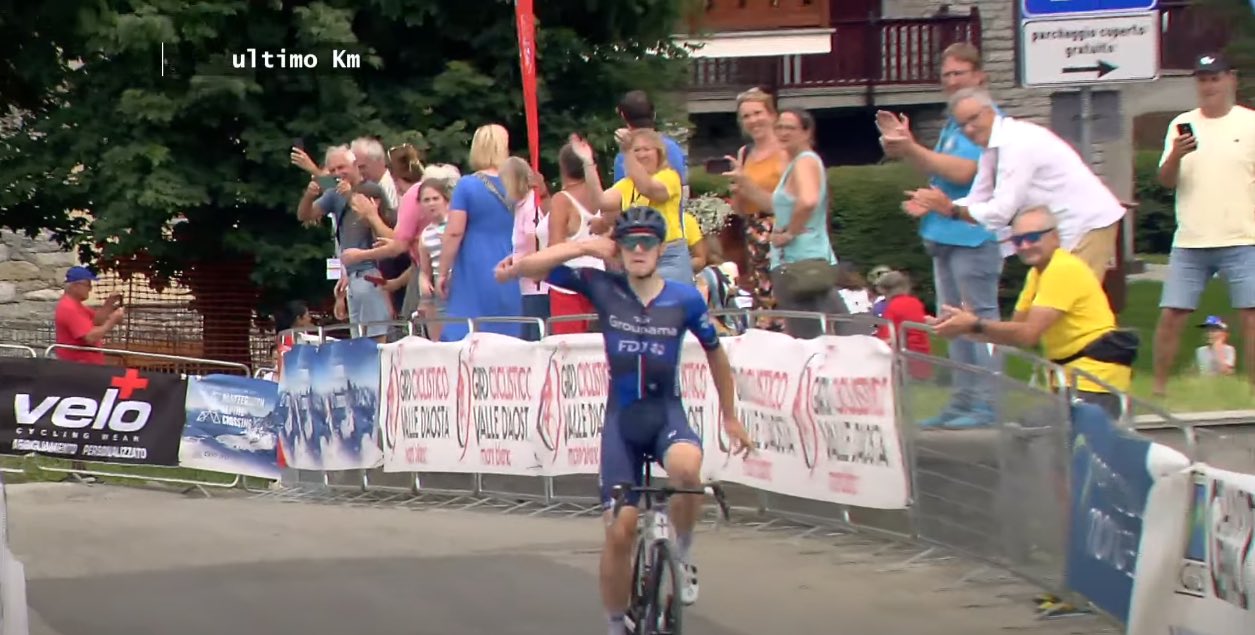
{"left": 378, "top": 336, "right": 463, "bottom": 473}
{"left": 179, "top": 374, "right": 281, "bottom": 480}
{"left": 0, "top": 358, "right": 187, "bottom": 465}
{"left": 275, "top": 339, "right": 383, "bottom": 471}
{"left": 1127, "top": 465, "right": 1255, "bottom": 635}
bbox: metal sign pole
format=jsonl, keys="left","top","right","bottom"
{"left": 1078, "top": 85, "right": 1093, "bottom": 166}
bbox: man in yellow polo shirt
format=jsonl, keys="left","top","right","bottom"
{"left": 932, "top": 206, "right": 1134, "bottom": 420}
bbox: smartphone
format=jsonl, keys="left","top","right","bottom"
{"left": 1177, "top": 123, "right": 1194, "bottom": 137}
{"left": 315, "top": 175, "right": 341, "bottom": 192}
{"left": 292, "top": 137, "right": 305, "bottom": 151}
{"left": 705, "top": 157, "right": 734, "bottom": 174}
{"left": 364, "top": 274, "right": 387, "bottom": 287}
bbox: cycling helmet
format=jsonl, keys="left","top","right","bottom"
{"left": 613, "top": 206, "right": 667, "bottom": 241}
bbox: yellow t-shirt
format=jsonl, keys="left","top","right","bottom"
{"left": 682, "top": 213, "right": 702, "bottom": 247}
{"left": 1159, "top": 106, "right": 1255, "bottom": 248}
{"left": 1014, "top": 250, "right": 1132, "bottom": 393}
{"left": 611, "top": 169, "right": 683, "bottom": 242}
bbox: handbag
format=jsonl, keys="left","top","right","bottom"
{"left": 1051, "top": 329, "right": 1140, "bottom": 367}
{"left": 774, "top": 242, "right": 837, "bottom": 299}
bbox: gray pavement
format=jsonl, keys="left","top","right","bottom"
{"left": 7, "top": 483, "right": 1117, "bottom": 635}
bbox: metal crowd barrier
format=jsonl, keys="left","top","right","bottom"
{"left": 8, "top": 307, "right": 1247, "bottom": 627}
{"left": 26, "top": 345, "right": 253, "bottom": 492}
{"left": 0, "top": 344, "right": 36, "bottom": 359}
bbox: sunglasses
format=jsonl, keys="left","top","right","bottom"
{"left": 617, "top": 234, "right": 661, "bottom": 251}
{"left": 1009, "top": 228, "right": 1054, "bottom": 247}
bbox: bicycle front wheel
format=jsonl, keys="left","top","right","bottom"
{"left": 641, "top": 539, "right": 683, "bottom": 635}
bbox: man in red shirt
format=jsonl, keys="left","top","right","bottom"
{"left": 54, "top": 266, "right": 125, "bottom": 364}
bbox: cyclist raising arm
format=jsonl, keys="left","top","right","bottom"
{"left": 495, "top": 206, "right": 752, "bottom": 635}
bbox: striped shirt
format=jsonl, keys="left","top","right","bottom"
{"left": 421, "top": 220, "right": 447, "bottom": 282}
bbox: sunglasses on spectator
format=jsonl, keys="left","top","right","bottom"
{"left": 1008, "top": 228, "right": 1054, "bottom": 247}
{"left": 618, "top": 234, "right": 661, "bottom": 251}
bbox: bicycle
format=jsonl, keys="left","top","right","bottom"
{"left": 610, "top": 460, "right": 731, "bottom": 635}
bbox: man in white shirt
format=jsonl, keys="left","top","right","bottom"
{"left": 1151, "top": 54, "right": 1255, "bottom": 395}
{"left": 350, "top": 136, "right": 401, "bottom": 211}
{"left": 903, "top": 87, "right": 1126, "bottom": 280}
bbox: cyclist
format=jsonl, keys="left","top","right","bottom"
{"left": 495, "top": 206, "right": 752, "bottom": 635}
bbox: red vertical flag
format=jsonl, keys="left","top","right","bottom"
{"left": 514, "top": 0, "right": 540, "bottom": 171}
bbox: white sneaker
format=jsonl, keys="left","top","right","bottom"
{"left": 679, "top": 562, "right": 699, "bottom": 605}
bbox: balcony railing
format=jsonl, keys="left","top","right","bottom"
{"left": 1159, "top": 1, "right": 1231, "bottom": 71}
{"left": 690, "top": 9, "right": 982, "bottom": 92}
{"left": 686, "top": 0, "right": 830, "bottom": 33}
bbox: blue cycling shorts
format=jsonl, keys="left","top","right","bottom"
{"left": 599, "top": 399, "right": 703, "bottom": 509}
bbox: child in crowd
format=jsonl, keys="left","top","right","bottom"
{"left": 694, "top": 237, "right": 749, "bottom": 334}
{"left": 874, "top": 271, "right": 932, "bottom": 379}
{"left": 1196, "top": 315, "right": 1236, "bottom": 376}
{"left": 835, "top": 262, "right": 874, "bottom": 315}
{"left": 867, "top": 264, "right": 892, "bottom": 317}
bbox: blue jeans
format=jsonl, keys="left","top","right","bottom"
{"left": 927, "top": 240, "right": 1004, "bottom": 409}
{"left": 657, "top": 240, "right": 693, "bottom": 285}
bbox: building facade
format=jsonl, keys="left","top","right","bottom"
{"left": 683, "top": 0, "right": 1222, "bottom": 201}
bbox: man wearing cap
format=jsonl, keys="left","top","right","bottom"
{"left": 54, "top": 266, "right": 125, "bottom": 365}
{"left": 1195, "top": 315, "right": 1236, "bottom": 376}
{"left": 1152, "top": 53, "right": 1255, "bottom": 394}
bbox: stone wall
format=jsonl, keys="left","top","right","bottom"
{"left": 0, "top": 230, "right": 80, "bottom": 321}
{"left": 879, "top": 0, "right": 1113, "bottom": 176}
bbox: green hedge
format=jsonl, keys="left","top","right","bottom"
{"left": 691, "top": 163, "right": 1028, "bottom": 313}
{"left": 1133, "top": 149, "right": 1176, "bottom": 254}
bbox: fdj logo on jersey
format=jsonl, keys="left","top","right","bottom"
{"left": 14, "top": 369, "right": 154, "bottom": 437}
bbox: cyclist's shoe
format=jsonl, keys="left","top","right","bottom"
{"left": 680, "top": 563, "right": 699, "bottom": 605}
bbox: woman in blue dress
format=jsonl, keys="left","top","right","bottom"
{"left": 436, "top": 124, "right": 524, "bottom": 340}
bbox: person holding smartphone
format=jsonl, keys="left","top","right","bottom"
{"left": 1152, "top": 53, "right": 1255, "bottom": 396}
{"left": 296, "top": 145, "right": 394, "bottom": 342}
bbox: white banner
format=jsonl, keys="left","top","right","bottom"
{"left": 711, "top": 329, "right": 812, "bottom": 494}
{"left": 359, "top": 328, "right": 910, "bottom": 511}
{"left": 460, "top": 333, "right": 545, "bottom": 476}
{"left": 794, "top": 335, "right": 908, "bottom": 509}
{"left": 534, "top": 334, "right": 608, "bottom": 476}
{"left": 378, "top": 336, "right": 463, "bottom": 473}
{"left": 1130, "top": 465, "right": 1255, "bottom": 635}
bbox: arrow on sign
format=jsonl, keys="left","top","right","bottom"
{"left": 1062, "top": 60, "right": 1118, "bottom": 77}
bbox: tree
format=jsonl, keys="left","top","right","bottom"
{"left": 0, "top": 0, "right": 696, "bottom": 365}
{"left": 1200, "top": 0, "right": 1255, "bottom": 101}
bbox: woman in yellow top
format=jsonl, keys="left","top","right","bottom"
{"left": 591, "top": 128, "right": 691, "bottom": 283}
{"left": 682, "top": 212, "right": 707, "bottom": 273}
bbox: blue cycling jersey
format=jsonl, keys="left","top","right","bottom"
{"left": 546, "top": 266, "right": 721, "bottom": 408}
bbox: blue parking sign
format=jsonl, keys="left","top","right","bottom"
{"left": 1022, "top": 0, "right": 1157, "bottom": 17}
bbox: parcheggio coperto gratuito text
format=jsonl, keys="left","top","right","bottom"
{"left": 1030, "top": 23, "right": 1147, "bottom": 58}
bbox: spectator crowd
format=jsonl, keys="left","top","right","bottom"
{"left": 224, "top": 43, "right": 1247, "bottom": 422}
{"left": 41, "top": 41, "right": 1249, "bottom": 421}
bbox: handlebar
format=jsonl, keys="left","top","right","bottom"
{"left": 609, "top": 482, "right": 732, "bottom": 523}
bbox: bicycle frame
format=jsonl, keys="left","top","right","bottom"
{"left": 609, "top": 462, "right": 731, "bottom": 635}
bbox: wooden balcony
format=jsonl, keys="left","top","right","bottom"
{"left": 1159, "top": 1, "right": 1231, "bottom": 71}
{"left": 690, "top": 9, "right": 982, "bottom": 91}
{"left": 686, "top": 0, "right": 830, "bottom": 33}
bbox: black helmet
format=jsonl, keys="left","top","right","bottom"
{"left": 613, "top": 206, "right": 667, "bottom": 241}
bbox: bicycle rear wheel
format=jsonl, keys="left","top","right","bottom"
{"left": 640, "top": 539, "right": 683, "bottom": 635}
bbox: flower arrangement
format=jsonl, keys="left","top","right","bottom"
{"left": 686, "top": 194, "right": 733, "bottom": 236}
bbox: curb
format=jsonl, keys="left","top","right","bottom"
{"left": 1132, "top": 410, "right": 1255, "bottom": 430}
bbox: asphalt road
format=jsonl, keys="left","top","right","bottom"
{"left": 7, "top": 483, "right": 1118, "bottom": 635}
